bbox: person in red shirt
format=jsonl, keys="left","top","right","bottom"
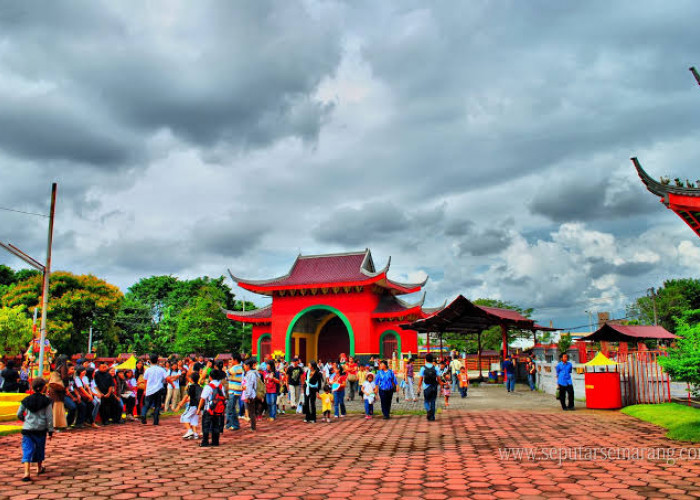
{"left": 264, "top": 361, "right": 280, "bottom": 421}
{"left": 345, "top": 356, "right": 359, "bottom": 402}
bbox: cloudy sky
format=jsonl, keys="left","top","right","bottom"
{"left": 2, "top": 1, "right": 700, "bottom": 332}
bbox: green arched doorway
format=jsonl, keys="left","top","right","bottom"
{"left": 285, "top": 305, "right": 355, "bottom": 362}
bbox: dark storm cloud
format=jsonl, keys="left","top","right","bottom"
{"left": 190, "top": 217, "right": 270, "bottom": 258}
{"left": 95, "top": 237, "right": 193, "bottom": 275}
{"left": 458, "top": 226, "right": 513, "bottom": 257}
{"left": 313, "top": 202, "right": 411, "bottom": 246}
{"left": 587, "top": 258, "right": 656, "bottom": 279}
{"left": 0, "top": 1, "right": 341, "bottom": 167}
{"left": 529, "top": 176, "right": 661, "bottom": 223}
{"left": 0, "top": 98, "right": 134, "bottom": 166}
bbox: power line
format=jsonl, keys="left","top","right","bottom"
{"left": 0, "top": 206, "right": 49, "bottom": 218}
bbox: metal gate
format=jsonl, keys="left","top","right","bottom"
{"left": 619, "top": 351, "right": 672, "bottom": 405}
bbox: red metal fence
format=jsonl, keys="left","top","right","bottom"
{"left": 618, "top": 351, "right": 672, "bottom": 405}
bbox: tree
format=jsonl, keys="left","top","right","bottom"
{"left": 117, "top": 275, "right": 246, "bottom": 356}
{"left": 558, "top": 332, "right": 573, "bottom": 354}
{"left": 2, "top": 271, "right": 124, "bottom": 355}
{"left": 174, "top": 285, "right": 236, "bottom": 356}
{"left": 657, "top": 310, "right": 700, "bottom": 397}
{"left": 0, "top": 305, "right": 34, "bottom": 357}
{"left": 628, "top": 278, "right": 700, "bottom": 332}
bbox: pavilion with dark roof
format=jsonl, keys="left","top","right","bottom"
{"left": 225, "top": 249, "right": 439, "bottom": 362}
{"left": 583, "top": 323, "right": 678, "bottom": 343}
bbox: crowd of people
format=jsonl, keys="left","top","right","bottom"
{"left": 13, "top": 351, "right": 474, "bottom": 481}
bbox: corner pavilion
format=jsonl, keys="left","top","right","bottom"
{"left": 225, "top": 249, "right": 442, "bottom": 362}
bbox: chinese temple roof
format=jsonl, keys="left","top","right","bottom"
{"left": 583, "top": 323, "right": 677, "bottom": 342}
{"left": 631, "top": 69, "right": 700, "bottom": 239}
{"left": 230, "top": 249, "right": 428, "bottom": 296}
{"left": 633, "top": 158, "right": 700, "bottom": 238}
{"left": 223, "top": 304, "right": 272, "bottom": 324}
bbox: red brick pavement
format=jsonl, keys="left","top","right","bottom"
{"left": 0, "top": 409, "right": 699, "bottom": 499}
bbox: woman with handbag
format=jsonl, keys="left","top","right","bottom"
{"left": 345, "top": 357, "right": 359, "bottom": 402}
{"left": 48, "top": 355, "right": 69, "bottom": 430}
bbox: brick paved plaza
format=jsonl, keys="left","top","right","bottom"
{"left": 1, "top": 386, "right": 699, "bottom": 499}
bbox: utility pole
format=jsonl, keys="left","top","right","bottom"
{"left": 88, "top": 325, "right": 93, "bottom": 354}
{"left": 648, "top": 287, "right": 659, "bottom": 326}
{"left": 0, "top": 183, "right": 57, "bottom": 377}
{"left": 585, "top": 310, "right": 594, "bottom": 333}
{"left": 38, "top": 183, "right": 57, "bottom": 373}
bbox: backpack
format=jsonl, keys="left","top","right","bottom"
{"left": 255, "top": 372, "right": 266, "bottom": 400}
{"left": 206, "top": 383, "right": 226, "bottom": 416}
{"left": 423, "top": 365, "right": 438, "bottom": 386}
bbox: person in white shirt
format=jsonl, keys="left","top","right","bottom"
{"left": 164, "top": 365, "right": 181, "bottom": 412}
{"left": 140, "top": 354, "right": 168, "bottom": 426}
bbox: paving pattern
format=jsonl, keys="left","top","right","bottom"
{"left": 1, "top": 385, "right": 699, "bottom": 499}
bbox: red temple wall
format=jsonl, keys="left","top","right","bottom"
{"left": 248, "top": 289, "right": 418, "bottom": 360}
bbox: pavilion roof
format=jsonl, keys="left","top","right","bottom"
{"left": 583, "top": 323, "right": 677, "bottom": 342}
{"left": 230, "top": 249, "right": 427, "bottom": 296}
{"left": 401, "top": 295, "right": 556, "bottom": 334}
{"left": 223, "top": 304, "right": 272, "bottom": 324}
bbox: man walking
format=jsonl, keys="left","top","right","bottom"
{"left": 503, "top": 355, "right": 516, "bottom": 393}
{"left": 556, "top": 353, "right": 575, "bottom": 411}
{"left": 286, "top": 358, "right": 303, "bottom": 411}
{"left": 449, "top": 355, "right": 462, "bottom": 394}
{"left": 374, "top": 360, "right": 398, "bottom": 419}
{"left": 526, "top": 357, "right": 537, "bottom": 391}
{"left": 141, "top": 354, "right": 168, "bottom": 425}
{"left": 418, "top": 354, "right": 441, "bottom": 421}
{"left": 242, "top": 360, "right": 258, "bottom": 431}
{"left": 225, "top": 355, "right": 243, "bottom": 431}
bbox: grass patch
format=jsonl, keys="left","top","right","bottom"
{"left": 621, "top": 403, "right": 700, "bottom": 443}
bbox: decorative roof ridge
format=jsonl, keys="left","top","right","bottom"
{"left": 221, "top": 303, "right": 272, "bottom": 317}
{"left": 228, "top": 268, "right": 293, "bottom": 287}
{"left": 386, "top": 274, "right": 429, "bottom": 289}
{"left": 394, "top": 291, "right": 426, "bottom": 309}
{"left": 361, "top": 255, "right": 390, "bottom": 279}
{"left": 422, "top": 298, "right": 447, "bottom": 315}
{"left": 632, "top": 157, "right": 700, "bottom": 199}
{"left": 296, "top": 249, "right": 369, "bottom": 260}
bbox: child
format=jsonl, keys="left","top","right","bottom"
{"left": 197, "top": 370, "right": 226, "bottom": 447}
{"left": 176, "top": 372, "right": 201, "bottom": 440}
{"left": 458, "top": 367, "right": 469, "bottom": 398}
{"left": 17, "top": 378, "right": 53, "bottom": 482}
{"left": 318, "top": 384, "right": 334, "bottom": 423}
{"left": 442, "top": 370, "right": 451, "bottom": 407}
{"left": 361, "top": 372, "right": 376, "bottom": 419}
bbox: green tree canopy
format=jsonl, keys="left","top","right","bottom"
{"left": 658, "top": 309, "right": 700, "bottom": 397}
{"left": 116, "top": 275, "right": 249, "bottom": 356}
{"left": 0, "top": 305, "right": 34, "bottom": 357}
{"left": 2, "top": 271, "right": 123, "bottom": 355}
{"left": 628, "top": 278, "right": 700, "bottom": 333}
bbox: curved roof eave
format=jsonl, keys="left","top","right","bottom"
{"left": 632, "top": 157, "right": 700, "bottom": 199}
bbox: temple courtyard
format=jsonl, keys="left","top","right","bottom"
{"left": 0, "top": 385, "right": 699, "bottom": 499}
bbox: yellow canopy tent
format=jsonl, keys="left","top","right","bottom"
{"left": 584, "top": 352, "right": 617, "bottom": 372}
{"left": 116, "top": 355, "right": 137, "bottom": 370}
{"left": 584, "top": 352, "right": 617, "bottom": 366}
